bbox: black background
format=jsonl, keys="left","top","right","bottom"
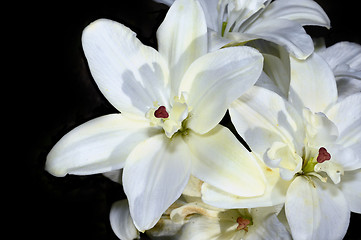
{"left": 21, "top": 0, "right": 360, "bottom": 239}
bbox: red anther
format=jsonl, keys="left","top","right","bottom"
{"left": 154, "top": 106, "right": 169, "bottom": 118}
{"left": 317, "top": 147, "right": 331, "bottom": 163}
{"left": 236, "top": 217, "right": 250, "bottom": 231}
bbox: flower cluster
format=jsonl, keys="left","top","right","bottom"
{"left": 45, "top": 0, "right": 361, "bottom": 239}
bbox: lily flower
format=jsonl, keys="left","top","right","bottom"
{"left": 45, "top": 0, "right": 265, "bottom": 231}
{"left": 109, "top": 176, "right": 290, "bottom": 240}
{"left": 203, "top": 52, "right": 361, "bottom": 239}
{"left": 167, "top": 204, "right": 291, "bottom": 240}
{"left": 154, "top": 0, "right": 330, "bottom": 59}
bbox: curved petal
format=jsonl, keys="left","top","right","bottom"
{"left": 247, "top": 209, "right": 292, "bottom": 240}
{"left": 82, "top": 19, "right": 170, "bottom": 116}
{"left": 109, "top": 200, "right": 139, "bottom": 240}
{"left": 260, "top": 0, "right": 330, "bottom": 28}
{"left": 198, "top": 0, "right": 220, "bottom": 31}
{"left": 103, "top": 169, "right": 122, "bottom": 184}
{"left": 288, "top": 53, "right": 337, "bottom": 113}
{"left": 285, "top": 176, "right": 350, "bottom": 240}
{"left": 336, "top": 78, "right": 361, "bottom": 101}
{"left": 208, "top": 30, "right": 233, "bottom": 52}
{"left": 318, "top": 41, "right": 361, "bottom": 73}
{"left": 246, "top": 18, "right": 313, "bottom": 59}
{"left": 153, "top": 0, "right": 175, "bottom": 5}
{"left": 338, "top": 169, "right": 361, "bottom": 214}
{"left": 180, "top": 46, "right": 263, "bottom": 134}
{"left": 45, "top": 114, "right": 153, "bottom": 177}
{"left": 229, "top": 86, "right": 304, "bottom": 157}
{"left": 184, "top": 125, "right": 265, "bottom": 197}
{"left": 123, "top": 134, "right": 192, "bottom": 231}
{"left": 261, "top": 53, "right": 291, "bottom": 98}
{"left": 201, "top": 154, "right": 290, "bottom": 209}
{"left": 326, "top": 93, "right": 361, "bottom": 163}
{"left": 176, "top": 215, "right": 238, "bottom": 240}
{"left": 157, "top": 0, "right": 207, "bottom": 96}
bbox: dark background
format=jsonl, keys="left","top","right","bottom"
{"left": 21, "top": 0, "right": 360, "bottom": 239}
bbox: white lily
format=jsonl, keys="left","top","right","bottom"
{"left": 45, "top": 0, "right": 266, "bottom": 232}
{"left": 148, "top": 176, "right": 291, "bottom": 240}
{"left": 168, "top": 205, "right": 291, "bottom": 240}
{"left": 154, "top": 0, "right": 330, "bottom": 59}
{"left": 147, "top": 177, "right": 291, "bottom": 240}
{"left": 203, "top": 52, "right": 361, "bottom": 239}
{"left": 316, "top": 41, "right": 361, "bottom": 100}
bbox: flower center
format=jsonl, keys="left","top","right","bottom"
{"left": 154, "top": 106, "right": 169, "bottom": 118}
{"left": 301, "top": 146, "right": 343, "bottom": 184}
{"left": 236, "top": 216, "right": 251, "bottom": 232}
{"left": 316, "top": 147, "right": 331, "bottom": 163}
{"left": 145, "top": 94, "right": 190, "bottom": 138}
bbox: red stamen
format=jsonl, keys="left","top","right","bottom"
{"left": 317, "top": 147, "right": 331, "bottom": 163}
{"left": 236, "top": 217, "right": 250, "bottom": 231}
{"left": 154, "top": 106, "right": 169, "bottom": 118}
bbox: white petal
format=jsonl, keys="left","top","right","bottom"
{"left": 176, "top": 215, "right": 238, "bottom": 240}
{"left": 326, "top": 93, "right": 361, "bottom": 165}
{"left": 201, "top": 154, "right": 290, "bottom": 209}
{"left": 336, "top": 78, "right": 361, "bottom": 101}
{"left": 207, "top": 30, "right": 233, "bottom": 52}
{"left": 326, "top": 93, "right": 361, "bottom": 142}
{"left": 247, "top": 208, "right": 292, "bottom": 240}
{"left": 229, "top": 86, "right": 304, "bottom": 157}
{"left": 302, "top": 108, "right": 339, "bottom": 147}
{"left": 318, "top": 41, "right": 361, "bottom": 73}
{"left": 146, "top": 217, "right": 183, "bottom": 239}
{"left": 123, "top": 134, "right": 191, "bottom": 231}
{"left": 184, "top": 125, "right": 265, "bottom": 197}
{"left": 46, "top": 114, "right": 153, "bottom": 177}
{"left": 197, "top": 0, "right": 219, "bottom": 31}
{"left": 246, "top": 18, "right": 313, "bottom": 59}
{"left": 157, "top": 0, "right": 207, "bottom": 96}
{"left": 153, "top": 0, "right": 175, "bottom": 5}
{"left": 338, "top": 169, "right": 361, "bottom": 213}
{"left": 285, "top": 176, "right": 350, "bottom": 240}
{"left": 109, "top": 200, "right": 139, "bottom": 240}
{"left": 328, "top": 145, "right": 361, "bottom": 171}
{"left": 288, "top": 53, "right": 337, "bottom": 113}
{"left": 82, "top": 19, "right": 170, "bottom": 116}
{"left": 180, "top": 46, "right": 263, "bottom": 134}
{"left": 261, "top": 53, "right": 291, "bottom": 98}
{"left": 103, "top": 169, "right": 122, "bottom": 184}
{"left": 260, "top": 0, "right": 330, "bottom": 28}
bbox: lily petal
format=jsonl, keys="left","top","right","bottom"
{"left": 201, "top": 153, "right": 290, "bottom": 209}
{"left": 246, "top": 18, "right": 313, "bottom": 59}
{"left": 260, "top": 0, "right": 330, "bottom": 28}
{"left": 229, "top": 86, "right": 304, "bottom": 157}
{"left": 261, "top": 53, "right": 291, "bottom": 98}
{"left": 180, "top": 46, "right": 263, "bottom": 134}
{"left": 285, "top": 176, "right": 349, "bottom": 240}
{"left": 288, "top": 53, "right": 337, "bottom": 113}
{"left": 46, "top": 114, "right": 153, "bottom": 177}
{"left": 197, "top": 0, "right": 219, "bottom": 31}
{"left": 82, "top": 19, "right": 170, "bottom": 116}
{"left": 175, "top": 215, "right": 238, "bottom": 240}
{"left": 336, "top": 78, "right": 361, "bottom": 101}
{"left": 184, "top": 125, "right": 265, "bottom": 197}
{"left": 318, "top": 41, "right": 361, "bottom": 75}
{"left": 247, "top": 208, "right": 292, "bottom": 240}
{"left": 123, "top": 134, "right": 191, "bottom": 231}
{"left": 326, "top": 93, "right": 361, "bottom": 166}
{"left": 109, "top": 200, "right": 139, "bottom": 240}
{"left": 338, "top": 169, "right": 361, "bottom": 214}
{"left": 157, "top": 0, "right": 207, "bottom": 96}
